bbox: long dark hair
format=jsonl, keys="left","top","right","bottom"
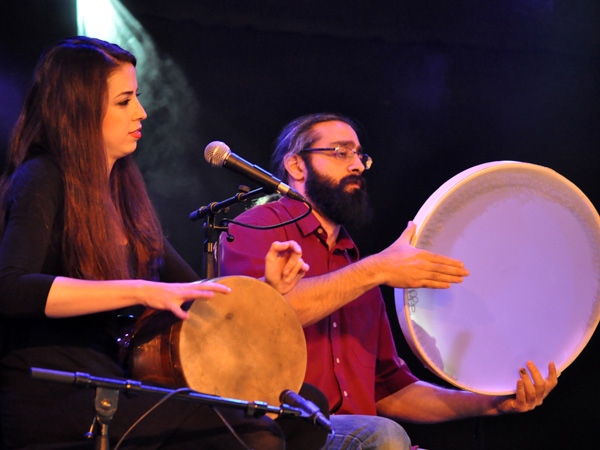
{"left": 0, "top": 36, "right": 163, "bottom": 281}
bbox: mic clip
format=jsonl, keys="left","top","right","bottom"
{"left": 279, "top": 390, "right": 332, "bottom": 433}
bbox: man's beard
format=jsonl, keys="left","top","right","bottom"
{"left": 304, "top": 160, "right": 373, "bottom": 230}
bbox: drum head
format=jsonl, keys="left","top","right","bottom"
{"left": 395, "top": 161, "right": 600, "bottom": 394}
{"left": 178, "top": 276, "right": 307, "bottom": 405}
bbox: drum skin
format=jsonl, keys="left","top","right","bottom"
{"left": 395, "top": 161, "right": 600, "bottom": 395}
{"left": 129, "top": 276, "right": 307, "bottom": 406}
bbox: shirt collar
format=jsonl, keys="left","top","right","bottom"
{"left": 278, "top": 197, "right": 358, "bottom": 254}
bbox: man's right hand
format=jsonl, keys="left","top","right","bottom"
{"left": 372, "top": 221, "right": 469, "bottom": 289}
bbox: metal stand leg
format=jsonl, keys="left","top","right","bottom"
{"left": 92, "top": 387, "right": 119, "bottom": 450}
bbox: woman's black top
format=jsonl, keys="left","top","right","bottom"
{"left": 0, "top": 156, "right": 214, "bottom": 449}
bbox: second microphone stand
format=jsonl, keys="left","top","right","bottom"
{"left": 189, "top": 185, "right": 267, "bottom": 278}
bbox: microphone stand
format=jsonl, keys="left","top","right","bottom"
{"left": 189, "top": 186, "right": 267, "bottom": 278}
{"left": 31, "top": 367, "right": 303, "bottom": 450}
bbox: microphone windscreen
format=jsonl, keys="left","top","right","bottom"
{"left": 204, "top": 141, "right": 230, "bottom": 167}
{"left": 280, "top": 389, "right": 291, "bottom": 403}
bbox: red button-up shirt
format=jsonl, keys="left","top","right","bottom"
{"left": 219, "top": 196, "right": 418, "bottom": 415}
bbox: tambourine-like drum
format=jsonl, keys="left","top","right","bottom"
{"left": 129, "top": 276, "right": 307, "bottom": 406}
{"left": 395, "top": 161, "right": 600, "bottom": 395}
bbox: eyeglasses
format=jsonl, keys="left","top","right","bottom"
{"left": 300, "top": 146, "right": 373, "bottom": 170}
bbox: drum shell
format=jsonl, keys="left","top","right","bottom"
{"left": 127, "top": 309, "right": 186, "bottom": 387}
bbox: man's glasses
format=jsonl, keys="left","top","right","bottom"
{"left": 300, "top": 146, "right": 373, "bottom": 170}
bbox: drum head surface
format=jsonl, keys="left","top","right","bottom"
{"left": 179, "top": 276, "right": 307, "bottom": 405}
{"left": 395, "top": 161, "right": 600, "bottom": 394}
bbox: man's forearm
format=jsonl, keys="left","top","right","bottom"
{"left": 284, "top": 254, "right": 384, "bottom": 326}
{"left": 375, "top": 381, "right": 501, "bottom": 424}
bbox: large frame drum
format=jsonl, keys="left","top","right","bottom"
{"left": 395, "top": 161, "right": 600, "bottom": 394}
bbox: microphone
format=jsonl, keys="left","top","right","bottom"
{"left": 279, "top": 389, "right": 332, "bottom": 433}
{"left": 204, "top": 141, "right": 307, "bottom": 202}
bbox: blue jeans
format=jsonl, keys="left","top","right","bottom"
{"left": 324, "top": 415, "right": 412, "bottom": 450}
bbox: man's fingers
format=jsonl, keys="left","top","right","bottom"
{"left": 269, "top": 240, "right": 302, "bottom": 255}
{"left": 519, "top": 366, "right": 537, "bottom": 405}
{"left": 426, "top": 252, "right": 468, "bottom": 271}
{"left": 547, "top": 362, "right": 558, "bottom": 384}
{"left": 410, "top": 263, "right": 468, "bottom": 286}
{"left": 284, "top": 259, "right": 309, "bottom": 282}
{"left": 282, "top": 253, "right": 303, "bottom": 277}
{"left": 398, "top": 221, "right": 417, "bottom": 245}
{"left": 525, "top": 361, "right": 546, "bottom": 398}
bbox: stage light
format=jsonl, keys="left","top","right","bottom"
{"left": 77, "top": 0, "right": 147, "bottom": 68}
{"left": 76, "top": 0, "right": 118, "bottom": 42}
{"left": 76, "top": 0, "right": 201, "bottom": 198}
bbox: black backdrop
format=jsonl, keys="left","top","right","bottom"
{"left": 1, "top": 1, "right": 599, "bottom": 448}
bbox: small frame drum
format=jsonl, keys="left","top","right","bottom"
{"left": 395, "top": 161, "right": 600, "bottom": 394}
{"left": 129, "top": 276, "right": 307, "bottom": 406}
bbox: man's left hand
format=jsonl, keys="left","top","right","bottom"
{"left": 494, "top": 361, "right": 558, "bottom": 413}
{"left": 264, "top": 240, "right": 309, "bottom": 295}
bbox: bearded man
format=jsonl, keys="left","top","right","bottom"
{"left": 219, "top": 113, "right": 557, "bottom": 450}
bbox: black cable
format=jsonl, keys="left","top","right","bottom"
{"left": 113, "top": 387, "right": 192, "bottom": 450}
{"left": 320, "top": 428, "right": 336, "bottom": 449}
{"left": 211, "top": 406, "right": 253, "bottom": 450}
{"left": 112, "top": 387, "right": 251, "bottom": 450}
{"left": 222, "top": 200, "right": 312, "bottom": 231}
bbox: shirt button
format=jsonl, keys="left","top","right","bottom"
{"left": 343, "top": 391, "right": 348, "bottom": 397}
{"left": 332, "top": 322, "right": 337, "bottom": 328}
{"left": 336, "top": 358, "right": 340, "bottom": 364}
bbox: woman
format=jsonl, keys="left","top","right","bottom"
{"left": 0, "top": 37, "right": 308, "bottom": 450}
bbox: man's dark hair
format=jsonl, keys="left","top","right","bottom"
{"left": 271, "top": 112, "right": 360, "bottom": 182}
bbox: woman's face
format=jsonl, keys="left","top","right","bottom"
{"left": 102, "top": 63, "right": 147, "bottom": 170}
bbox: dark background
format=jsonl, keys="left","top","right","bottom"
{"left": 1, "top": 1, "right": 598, "bottom": 448}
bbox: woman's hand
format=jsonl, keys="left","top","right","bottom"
{"left": 45, "top": 277, "right": 231, "bottom": 320}
{"left": 263, "top": 240, "right": 309, "bottom": 295}
{"left": 140, "top": 280, "right": 232, "bottom": 320}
